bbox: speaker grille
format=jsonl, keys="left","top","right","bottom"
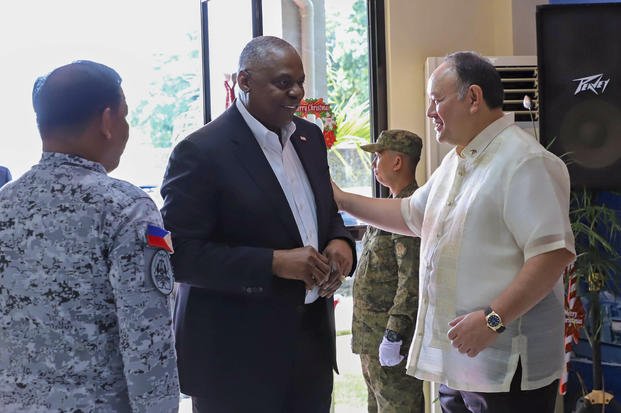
{"left": 537, "top": 3, "right": 621, "bottom": 190}
{"left": 497, "top": 65, "right": 538, "bottom": 122}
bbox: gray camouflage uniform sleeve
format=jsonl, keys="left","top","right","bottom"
{"left": 108, "top": 198, "right": 180, "bottom": 412}
{"left": 386, "top": 234, "right": 420, "bottom": 339}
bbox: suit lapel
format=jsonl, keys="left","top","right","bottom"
{"left": 226, "top": 107, "right": 302, "bottom": 246}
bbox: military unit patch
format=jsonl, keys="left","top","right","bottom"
{"left": 150, "top": 249, "right": 174, "bottom": 295}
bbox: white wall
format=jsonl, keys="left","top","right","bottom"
{"left": 384, "top": 0, "right": 547, "bottom": 184}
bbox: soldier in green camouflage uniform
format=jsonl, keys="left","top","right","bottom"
{"left": 352, "top": 130, "right": 424, "bottom": 413}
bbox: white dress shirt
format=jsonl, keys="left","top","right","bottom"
{"left": 236, "top": 100, "right": 320, "bottom": 303}
{"left": 401, "top": 114, "right": 575, "bottom": 392}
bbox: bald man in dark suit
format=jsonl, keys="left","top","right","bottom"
{"left": 161, "top": 36, "right": 356, "bottom": 413}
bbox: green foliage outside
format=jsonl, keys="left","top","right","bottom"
{"left": 129, "top": 32, "right": 201, "bottom": 149}
{"left": 128, "top": 2, "right": 372, "bottom": 187}
{"left": 325, "top": 0, "right": 369, "bottom": 111}
{"left": 325, "top": 0, "right": 373, "bottom": 190}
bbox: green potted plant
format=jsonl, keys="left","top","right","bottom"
{"left": 567, "top": 189, "right": 621, "bottom": 413}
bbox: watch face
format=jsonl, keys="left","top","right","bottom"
{"left": 488, "top": 314, "right": 501, "bottom": 328}
{"left": 385, "top": 330, "right": 402, "bottom": 342}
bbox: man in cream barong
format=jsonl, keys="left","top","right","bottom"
{"left": 332, "top": 51, "right": 575, "bottom": 413}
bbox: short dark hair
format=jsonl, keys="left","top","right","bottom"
{"left": 238, "top": 36, "right": 297, "bottom": 72}
{"left": 444, "top": 51, "right": 504, "bottom": 109}
{"left": 32, "top": 60, "right": 123, "bottom": 134}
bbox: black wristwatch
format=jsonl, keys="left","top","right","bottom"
{"left": 484, "top": 306, "right": 506, "bottom": 333}
{"left": 384, "top": 329, "right": 403, "bottom": 342}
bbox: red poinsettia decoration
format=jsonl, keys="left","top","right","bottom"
{"left": 323, "top": 130, "right": 336, "bottom": 149}
{"left": 295, "top": 98, "right": 338, "bottom": 149}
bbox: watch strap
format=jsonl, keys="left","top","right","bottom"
{"left": 384, "top": 329, "right": 403, "bottom": 342}
{"left": 484, "top": 306, "right": 506, "bottom": 333}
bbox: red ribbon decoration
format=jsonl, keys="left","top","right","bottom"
{"left": 559, "top": 264, "right": 586, "bottom": 395}
{"left": 224, "top": 80, "right": 235, "bottom": 109}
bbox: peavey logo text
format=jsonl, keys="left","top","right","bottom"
{"left": 573, "top": 73, "right": 610, "bottom": 95}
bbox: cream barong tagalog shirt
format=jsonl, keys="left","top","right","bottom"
{"left": 401, "top": 114, "right": 575, "bottom": 392}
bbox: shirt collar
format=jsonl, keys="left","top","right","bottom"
{"left": 235, "top": 99, "right": 297, "bottom": 150}
{"left": 40, "top": 152, "right": 107, "bottom": 174}
{"left": 460, "top": 113, "right": 513, "bottom": 162}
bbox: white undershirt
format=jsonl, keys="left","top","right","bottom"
{"left": 236, "top": 99, "right": 320, "bottom": 303}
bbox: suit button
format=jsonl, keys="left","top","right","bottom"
{"left": 296, "top": 305, "right": 305, "bottom": 314}
{"left": 245, "top": 287, "right": 253, "bottom": 294}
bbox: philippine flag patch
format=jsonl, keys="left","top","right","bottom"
{"left": 146, "top": 224, "right": 174, "bottom": 253}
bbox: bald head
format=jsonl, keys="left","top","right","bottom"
{"left": 235, "top": 36, "right": 305, "bottom": 132}
{"left": 33, "top": 60, "right": 123, "bottom": 137}
{"left": 442, "top": 51, "right": 504, "bottom": 109}
{"left": 238, "top": 36, "right": 300, "bottom": 73}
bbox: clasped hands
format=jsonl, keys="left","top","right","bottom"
{"left": 272, "top": 239, "right": 353, "bottom": 298}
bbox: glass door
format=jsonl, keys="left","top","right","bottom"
{"left": 0, "top": 0, "right": 203, "bottom": 199}
{"left": 201, "top": 0, "right": 375, "bottom": 200}
{"left": 199, "top": 2, "right": 383, "bottom": 410}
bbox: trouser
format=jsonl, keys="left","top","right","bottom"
{"left": 360, "top": 354, "right": 424, "bottom": 413}
{"left": 438, "top": 360, "right": 558, "bottom": 413}
{"left": 192, "top": 302, "right": 333, "bottom": 413}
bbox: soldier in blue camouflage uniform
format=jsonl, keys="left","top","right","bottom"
{"left": 352, "top": 130, "right": 424, "bottom": 413}
{"left": 0, "top": 61, "right": 180, "bottom": 412}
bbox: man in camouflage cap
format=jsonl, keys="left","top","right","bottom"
{"left": 0, "top": 60, "right": 179, "bottom": 411}
{"left": 352, "top": 129, "right": 424, "bottom": 412}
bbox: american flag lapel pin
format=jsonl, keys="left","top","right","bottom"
{"left": 300, "top": 136, "right": 307, "bottom": 142}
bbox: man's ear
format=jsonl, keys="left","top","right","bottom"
{"left": 237, "top": 70, "right": 250, "bottom": 93}
{"left": 100, "top": 107, "right": 113, "bottom": 140}
{"left": 468, "top": 84, "right": 484, "bottom": 114}
{"left": 392, "top": 153, "right": 403, "bottom": 172}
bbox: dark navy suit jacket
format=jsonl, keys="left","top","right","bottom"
{"left": 160, "top": 104, "right": 356, "bottom": 408}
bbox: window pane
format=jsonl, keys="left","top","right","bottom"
{"left": 263, "top": 0, "right": 372, "bottom": 198}
{"left": 206, "top": 0, "right": 253, "bottom": 120}
{"left": 0, "top": 0, "right": 202, "bottom": 198}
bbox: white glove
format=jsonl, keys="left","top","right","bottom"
{"left": 378, "top": 336, "right": 404, "bottom": 366}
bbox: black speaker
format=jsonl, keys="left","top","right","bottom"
{"left": 537, "top": 3, "right": 621, "bottom": 190}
